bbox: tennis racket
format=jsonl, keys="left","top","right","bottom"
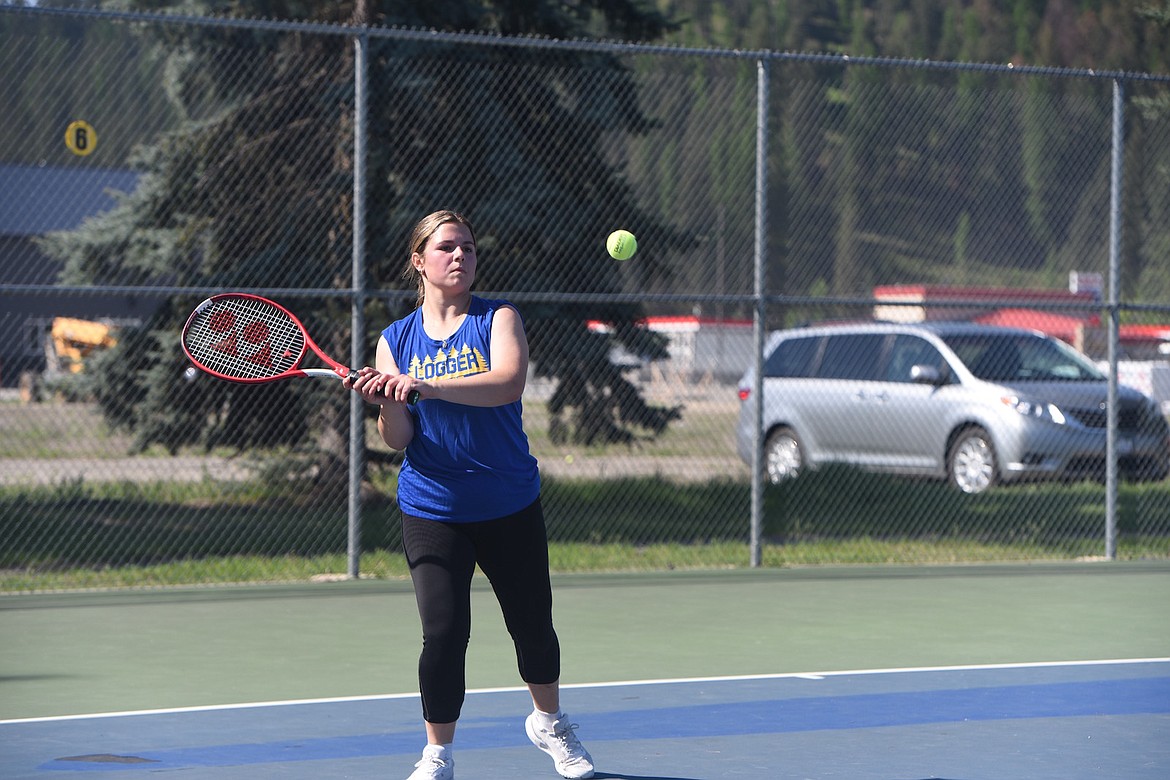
{"left": 181, "top": 293, "right": 420, "bottom": 403}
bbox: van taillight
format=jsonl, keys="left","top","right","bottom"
{"left": 738, "top": 388, "right": 751, "bottom": 402}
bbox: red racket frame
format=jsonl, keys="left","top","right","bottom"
{"left": 181, "top": 293, "right": 351, "bottom": 384}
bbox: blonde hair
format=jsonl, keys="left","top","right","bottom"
{"left": 403, "top": 210, "right": 477, "bottom": 308}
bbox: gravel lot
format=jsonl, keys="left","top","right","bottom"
{"left": 1, "top": 383, "right": 749, "bottom": 486}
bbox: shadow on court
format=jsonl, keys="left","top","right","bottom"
{"left": 594, "top": 774, "right": 704, "bottom": 779}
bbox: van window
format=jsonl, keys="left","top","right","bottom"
{"left": 886, "top": 335, "right": 947, "bottom": 383}
{"left": 944, "top": 333, "right": 1104, "bottom": 382}
{"left": 763, "top": 335, "right": 820, "bottom": 378}
{"left": 817, "top": 334, "right": 884, "bottom": 380}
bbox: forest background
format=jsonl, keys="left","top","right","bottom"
{"left": 2, "top": 0, "right": 1169, "bottom": 454}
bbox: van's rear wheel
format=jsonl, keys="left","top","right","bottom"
{"left": 948, "top": 427, "right": 996, "bottom": 493}
{"left": 764, "top": 427, "right": 803, "bottom": 484}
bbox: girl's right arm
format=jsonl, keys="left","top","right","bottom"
{"left": 374, "top": 336, "right": 415, "bottom": 450}
{"left": 345, "top": 337, "right": 414, "bottom": 450}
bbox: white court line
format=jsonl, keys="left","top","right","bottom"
{"left": 3, "top": 656, "right": 1166, "bottom": 726}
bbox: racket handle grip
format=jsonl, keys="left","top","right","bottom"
{"left": 407, "top": 390, "right": 421, "bottom": 406}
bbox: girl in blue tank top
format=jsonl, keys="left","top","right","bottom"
{"left": 345, "top": 211, "right": 594, "bottom": 780}
{"left": 381, "top": 296, "right": 540, "bottom": 522}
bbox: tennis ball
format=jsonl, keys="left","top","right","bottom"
{"left": 606, "top": 229, "right": 637, "bottom": 260}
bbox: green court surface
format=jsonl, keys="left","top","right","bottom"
{"left": 2, "top": 561, "right": 1168, "bottom": 722}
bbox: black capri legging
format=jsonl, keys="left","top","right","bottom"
{"left": 401, "top": 497, "right": 560, "bottom": 724}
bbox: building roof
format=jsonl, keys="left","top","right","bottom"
{"left": 1118, "top": 324, "right": 1170, "bottom": 343}
{"left": 0, "top": 163, "right": 139, "bottom": 236}
{"left": 972, "top": 308, "right": 1092, "bottom": 344}
{"left": 873, "top": 283, "right": 1098, "bottom": 304}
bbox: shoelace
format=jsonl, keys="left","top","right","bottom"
{"left": 551, "top": 722, "right": 586, "bottom": 754}
{"left": 415, "top": 755, "right": 450, "bottom": 770}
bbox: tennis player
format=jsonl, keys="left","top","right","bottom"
{"left": 346, "top": 210, "right": 594, "bottom": 780}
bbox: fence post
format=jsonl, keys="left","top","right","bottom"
{"left": 750, "top": 57, "right": 770, "bottom": 568}
{"left": 1105, "top": 77, "right": 1125, "bottom": 561}
{"left": 348, "top": 27, "right": 370, "bottom": 579}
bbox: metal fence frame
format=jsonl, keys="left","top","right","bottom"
{"left": 5, "top": 4, "right": 1170, "bottom": 574}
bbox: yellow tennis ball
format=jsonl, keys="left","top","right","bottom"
{"left": 606, "top": 229, "right": 637, "bottom": 260}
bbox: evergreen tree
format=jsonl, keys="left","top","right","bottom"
{"left": 37, "top": 0, "right": 686, "bottom": 471}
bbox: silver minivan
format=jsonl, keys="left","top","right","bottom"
{"left": 735, "top": 322, "right": 1169, "bottom": 493}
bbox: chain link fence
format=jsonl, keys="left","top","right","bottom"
{"left": 2, "top": 6, "right": 1169, "bottom": 591}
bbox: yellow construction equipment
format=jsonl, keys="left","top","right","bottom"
{"left": 48, "top": 317, "right": 117, "bottom": 374}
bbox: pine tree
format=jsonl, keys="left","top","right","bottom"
{"left": 37, "top": 0, "right": 686, "bottom": 470}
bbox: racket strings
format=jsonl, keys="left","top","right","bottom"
{"left": 184, "top": 297, "right": 305, "bottom": 380}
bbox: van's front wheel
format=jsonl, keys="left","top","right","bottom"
{"left": 947, "top": 427, "right": 997, "bottom": 493}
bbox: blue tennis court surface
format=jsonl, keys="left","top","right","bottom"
{"left": 3, "top": 658, "right": 1167, "bottom": 779}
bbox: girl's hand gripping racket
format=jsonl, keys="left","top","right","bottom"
{"left": 181, "top": 293, "right": 421, "bottom": 402}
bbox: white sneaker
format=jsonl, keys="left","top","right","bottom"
{"left": 405, "top": 744, "right": 453, "bottom": 780}
{"left": 525, "top": 712, "right": 595, "bottom": 779}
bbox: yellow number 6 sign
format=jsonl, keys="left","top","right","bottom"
{"left": 65, "top": 120, "right": 97, "bottom": 157}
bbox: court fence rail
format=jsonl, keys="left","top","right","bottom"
{"left": 2, "top": 5, "right": 1170, "bottom": 591}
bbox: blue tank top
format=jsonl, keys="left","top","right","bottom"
{"left": 382, "top": 297, "right": 540, "bottom": 522}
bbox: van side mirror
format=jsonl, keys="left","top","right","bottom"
{"left": 910, "top": 364, "right": 945, "bottom": 385}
